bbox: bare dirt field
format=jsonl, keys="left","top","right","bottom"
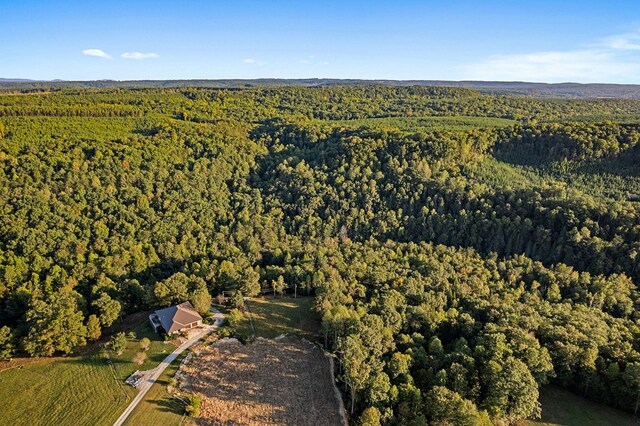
{"left": 181, "top": 336, "right": 344, "bottom": 426}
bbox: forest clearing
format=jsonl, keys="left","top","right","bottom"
{"left": 180, "top": 336, "right": 344, "bottom": 426}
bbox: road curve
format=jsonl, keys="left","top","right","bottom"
{"left": 113, "top": 308, "right": 223, "bottom": 426}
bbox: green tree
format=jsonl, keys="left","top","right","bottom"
{"left": 23, "top": 291, "right": 87, "bottom": 356}
{"left": 342, "top": 335, "right": 372, "bottom": 414}
{"left": 189, "top": 278, "right": 212, "bottom": 314}
{"left": 93, "top": 292, "right": 121, "bottom": 327}
{"left": 366, "top": 372, "right": 391, "bottom": 405}
{"left": 86, "top": 314, "right": 101, "bottom": 340}
{"left": 388, "top": 352, "right": 412, "bottom": 379}
{"left": 230, "top": 291, "right": 245, "bottom": 308}
{"left": 110, "top": 332, "right": 127, "bottom": 355}
{"left": 426, "top": 386, "right": 491, "bottom": 426}
{"left": 272, "top": 276, "right": 286, "bottom": 297}
{"left": 0, "top": 326, "right": 14, "bottom": 360}
{"left": 482, "top": 357, "right": 540, "bottom": 421}
{"left": 360, "top": 406, "right": 381, "bottom": 426}
{"left": 226, "top": 308, "right": 244, "bottom": 328}
{"left": 241, "top": 267, "right": 261, "bottom": 297}
{"left": 154, "top": 273, "right": 190, "bottom": 306}
{"left": 623, "top": 362, "right": 640, "bottom": 416}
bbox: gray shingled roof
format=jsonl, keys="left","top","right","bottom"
{"left": 154, "top": 301, "right": 203, "bottom": 334}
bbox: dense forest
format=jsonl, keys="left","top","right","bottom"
{"left": 0, "top": 86, "right": 639, "bottom": 424}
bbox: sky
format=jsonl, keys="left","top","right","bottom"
{"left": 1, "top": 0, "right": 640, "bottom": 83}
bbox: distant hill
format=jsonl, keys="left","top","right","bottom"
{"left": 1, "top": 78, "right": 640, "bottom": 99}
{"left": 0, "top": 78, "right": 38, "bottom": 83}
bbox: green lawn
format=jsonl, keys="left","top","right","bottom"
{"left": 123, "top": 352, "right": 189, "bottom": 426}
{"left": 237, "top": 296, "right": 320, "bottom": 340}
{"left": 524, "top": 386, "right": 639, "bottom": 426}
{"left": 0, "top": 319, "right": 174, "bottom": 426}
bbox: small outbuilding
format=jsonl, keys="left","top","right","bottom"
{"left": 149, "top": 301, "right": 203, "bottom": 335}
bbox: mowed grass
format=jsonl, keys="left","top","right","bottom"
{"left": 522, "top": 385, "right": 639, "bottom": 426}
{"left": 0, "top": 319, "right": 174, "bottom": 426}
{"left": 123, "top": 352, "right": 189, "bottom": 426}
{"left": 321, "top": 115, "right": 517, "bottom": 132}
{"left": 238, "top": 296, "right": 320, "bottom": 340}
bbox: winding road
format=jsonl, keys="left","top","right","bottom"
{"left": 113, "top": 308, "right": 224, "bottom": 426}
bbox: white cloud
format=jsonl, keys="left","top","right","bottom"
{"left": 300, "top": 55, "right": 324, "bottom": 65}
{"left": 82, "top": 49, "right": 111, "bottom": 59}
{"left": 243, "top": 58, "right": 267, "bottom": 65}
{"left": 604, "top": 32, "right": 640, "bottom": 51}
{"left": 461, "top": 31, "right": 640, "bottom": 83}
{"left": 121, "top": 52, "right": 159, "bottom": 60}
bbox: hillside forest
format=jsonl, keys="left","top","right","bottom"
{"left": 0, "top": 86, "right": 639, "bottom": 424}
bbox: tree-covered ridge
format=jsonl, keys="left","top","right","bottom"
{"left": 251, "top": 121, "right": 640, "bottom": 279}
{"left": 4, "top": 85, "right": 640, "bottom": 123}
{"left": 0, "top": 86, "right": 639, "bottom": 424}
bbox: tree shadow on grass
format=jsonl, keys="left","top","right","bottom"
{"left": 145, "top": 395, "right": 185, "bottom": 414}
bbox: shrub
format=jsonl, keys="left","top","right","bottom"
{"left": 185, "top": 394, "right": 201, "bottom": 417}
{"left": 133, "top": 352, "right": 147, "bottom": 365}
{"left": 226, "top": 308, "right": 244, "bottom": 328}
{"left": 140, "top": 337, "right": 151, "bottom": 351}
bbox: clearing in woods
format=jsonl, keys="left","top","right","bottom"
{"left": 181, "top": 336, "right": 343, "bottom": 426}
{"left": 522, "top": 385, "right": 639, "bottom": 426}
{"left": 119, "top": 297, "right": 324, "bottom": 426}
{"left": 237, "top": 296, "right": 320, "bottom": 339}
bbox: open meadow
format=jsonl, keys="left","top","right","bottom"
{"left": 0, "top": 316, "right": 173, "bottom": 426}
{"left": 237, "top": 296, "right": 320, "bottom": 339}
{"left": 523, "top": 386, "right": 640, "bottom": 426}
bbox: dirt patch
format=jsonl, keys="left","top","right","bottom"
{"left": 181, "top": 337, "right": 344, "bottom": 425}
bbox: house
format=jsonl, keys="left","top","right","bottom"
{"left": 149, "top": 301, "right": 203, "bottom": 335}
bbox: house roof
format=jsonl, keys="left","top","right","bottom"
{"left": 154, "top": 301, "right": 203, "bottom": 334}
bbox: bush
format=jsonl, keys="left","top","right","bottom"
{"left": 133, "top": 352, "right": 147, "bottom": 365}
{"left": 226, "top": 308, "right": 244, "bottom": 328}
{"left": 217, "top": 327, "right": 231, "bottom": 339}
{"left": 233, "top": 331, "right": 249, "bottom": 344}
{"left": 185, "top": 394, "right": 201, "bottom": 417}
{"left": 140, "top": 337, "right": 151, "bottom": 351}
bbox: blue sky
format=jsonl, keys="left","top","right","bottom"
{"left": 2, "top": 0, "right": 640, "bottom": 83}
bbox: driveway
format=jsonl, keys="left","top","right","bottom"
{"left": 210, "top": 307, "right": 225, "bottom": 327}
{"left": 113, "top": 309, "right": 224, "bottom": 426}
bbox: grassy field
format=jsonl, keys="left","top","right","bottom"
{"left": 238, "top": 296, "right": 320, "bottom": 339}
{"left": 123, "top": 352, "right": 189, "bottom": 426}
{"left": 320, "top": 115, "right": 517, "bottom": 132}
{"left": 523, "top": 386, "right": 639, "bottom": 426}
{"left": 0, "top": 317, "right": 174, "bottom": 426}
